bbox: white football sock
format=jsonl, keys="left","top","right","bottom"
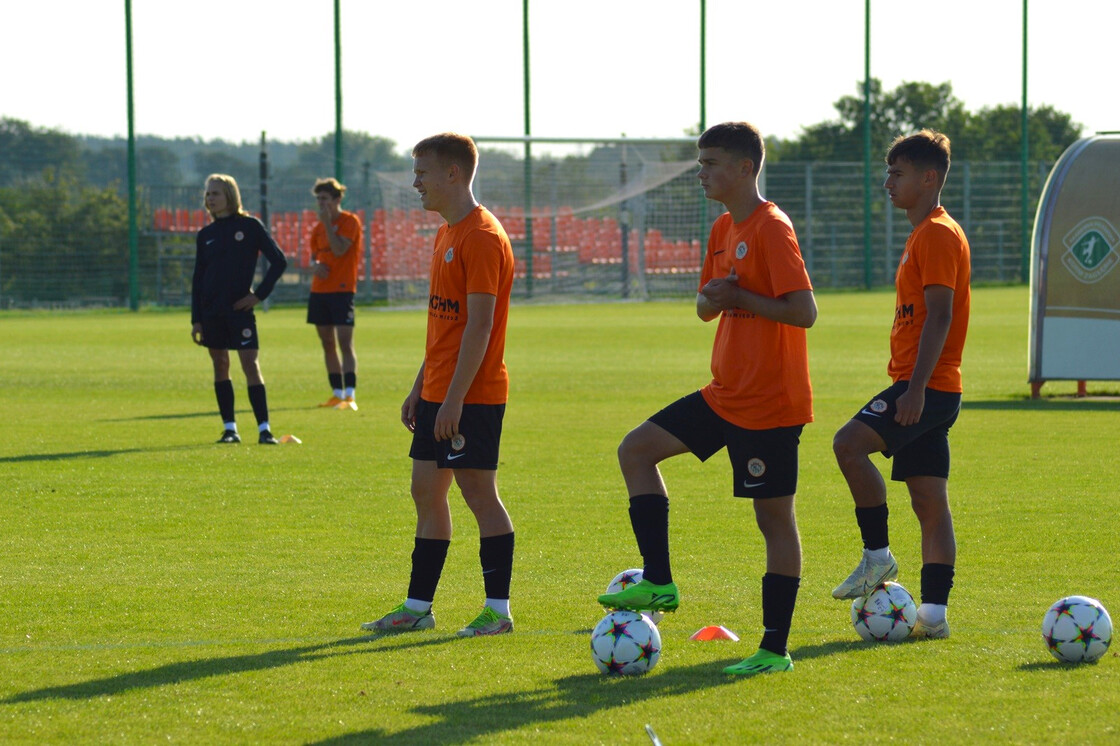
{"left": 405, "top": 598, "right": 432, "bottom": 613}
{"left": 486, "top": 598, "right": 511, "bottom": 617}
{"left": 918, "top": 603, "right": 947, "bottom": 624}
{"left": 866, "top": 547, "right": 892, "bottom": 562}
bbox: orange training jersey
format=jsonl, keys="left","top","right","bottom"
{"left": 699, "top": 203, "right": 814, "bottom": 430}
{"left": 310, "top": 210, "right": 363, "bottom": 293}
{"left": 888, "top": 206, "right": 971, "bottom": 392}
{"left": 422, "top": 206, "right": 515, "bottom": 405}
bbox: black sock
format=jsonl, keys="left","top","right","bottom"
{"left": 407, "top": 537, "right": 451, "bottom": 603}
{"left": 328, "top": 372, "right": 343, "bottom": 391}
{"left": 343, "top": 371, "right": 356, "bottom": 390}
{"left": 628, "top": 494, "right": 671, "bottom": 585}
{"left": 479, "top": 532, "right": 515, "bottom": 600}
{"left": 855, "top": 503, "right": 890, "bottom": 550}
{"left": 247, "top": 384, "right": 269, "bottom": 427}
{"left": 920, "top": 563, "right": 955, "bottom": 605}
{"left": 214, "top": 380, "right": 235, "bottom": 424}
{"left": 759, "top": 573, "right": 800, "bottom": 656}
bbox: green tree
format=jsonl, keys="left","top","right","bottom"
{"left": 0, "top": 118, "right": 84, "bottom": 185}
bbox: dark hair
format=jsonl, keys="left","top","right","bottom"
{"left": 312, "top": 177, "right": 346, "bottom": 199}
{"left": 886, "top": 129, "right": 951, "bottom": 180}
{"left": 412, "top": 132, "right": 478, "bottom": 180}
{"left": 698, "top": 121, "right": 765, "bottom": 172}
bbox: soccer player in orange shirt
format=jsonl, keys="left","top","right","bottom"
{"left": 307, "top": 178, "right": 363, "bottom": 410}
{"left": 362, "top": 133, "right": 517, "bottom": 637}
{"left": 831, "top": 130, "right": 971, "bottom": 640}
{"left": 597, "top": 122, "right": 818, "bottom": 676}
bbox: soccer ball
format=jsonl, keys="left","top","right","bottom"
{"left": 604, "top": 568, "right": 663, "bottom": 625}
{"left": 1042, "top": 595, "right": 1112, "bottom": 663}
{"left": 606, "top": 568, "right": 644, "bottom": 594}
{"left": 590, "top": 610, "right": 662, "bottom": 675}
{"left": 851, "top": 582, "right": 918, "bottom": 642}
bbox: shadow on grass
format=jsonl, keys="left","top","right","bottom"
{"left": 3, "top": 633, "right": 452, "bottom": 704}
{"left": 0, "top": 444, "right": 207, "bottom": 463}
{"left": 310, "top": 639, "right": 856, "bottom": 745}
{"left": 100, "top": 406, "right": 309, "bottom": 423}
{"left": 964, "top": 398, "right": 1120, "bottom": 412}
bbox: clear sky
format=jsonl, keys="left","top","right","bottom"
{"left": 2, "top": 0, "right": 1115, "bottom": 155}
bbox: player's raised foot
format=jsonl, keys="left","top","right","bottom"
{"left": 258, "top": 430, "right": 280, "bottom": 445}
{"left": 457, "top": 606, "right": 514, "bottom": 637}
{"left": 216, "top": 430, "right": 241, "bottom": 444}
{"left": 723, "top": 648, "right": 793, "bottom": 676}
{"left": 335, "top": 396, "right": 358, "bottom": 411}
{"left": 361, "top": 603, "right": 435, "bottom": 633}
{"left": 318, "top": 396, "right": 344, "bottom": 408}
{"left": 598, "top": 579, "right": 680, "bottom": 613}
{"left": 910, "top": 617, "right": 950, "bottom": 639}
{"left": 831, "top": 551, "right": 898, "bottom": 599}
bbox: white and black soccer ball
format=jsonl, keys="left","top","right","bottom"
{"left": 604, "top": 568, "right": 663, "bottom": 625}
{"left": 1042, "top": 595, "right": 1112, "bottom": 663}
{"left": 851, "top": 581, "right": 918, "bottom": 642}
{"left": 590, "top": 610, "right": 662, "bottom": 675}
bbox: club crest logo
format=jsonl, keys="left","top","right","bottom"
{"left": 747, "top": 458, "right": 766, "bottom": 478}
{"left": 870, "top": 399, "right": 888, "bottom": 413}
{"left": 1061, "top": 217, "right": 1120, "bottom": 284}
{"left": 234, "top": 231, "right": 245, "bottom": 242}
{"left": 444, "top": 246, "right": 455, "bottom": 263}
{"left": 735, "top": 241, "right": 748, "bottom": 260}
{"left": 241, "top": 328, "right": 252, "bottom": 338}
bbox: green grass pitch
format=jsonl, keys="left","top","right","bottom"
{"left": 1, "top": 286, "right": 1117, "bottom": 744}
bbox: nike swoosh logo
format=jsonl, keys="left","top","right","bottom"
{"left": 712, "top": 249, "right": 725, "bottom": 255}
{"left": 206, "top": 239, "right": 216, "bottom": 244}
{"left": 240, "top": 340, "right": 251, "bottom": 346}
{"left": 859, "top": 409, "right": 882, "bottom": 418}
{"left": 447, "top": 452, "right": 466, "bottom": 460}
{"left": 742, "top": 482, "right": 766, "bottom": 489}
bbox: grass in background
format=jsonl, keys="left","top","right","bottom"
{"left": 1, "top": 286, "right": 1117, "bottom": 744}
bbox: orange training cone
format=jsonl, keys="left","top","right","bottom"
{"left": 689, "top": 625, "right": 739, "bottom": 641}
{"left": 279, "top": 434, "right": 302, "bottom": 444}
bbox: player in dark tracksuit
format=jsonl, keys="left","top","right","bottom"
{"left": 191, "top": 174, "right": 287, "bottom": 445}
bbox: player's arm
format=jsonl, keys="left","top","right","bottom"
{"left": 433, "top": 292, "right": 496, "bottom": 441}
{"left": 401, "top": 362, "right": 425, "bottom": 432}
{"left": 322, "top": 216, "right": 354, "bottom": 257}
{"left": 700, "top": 272, "right": 817, "bottom": 328}
{"left": 236, "top": 223, "right": 288, "bottom": 310}
{"left": 894, "top": 284, "right": 954, "bottom": 426}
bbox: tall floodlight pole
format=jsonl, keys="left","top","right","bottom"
{"left": 1020, "top": 0, "right": 1029, "bottom": 282}
{"left": 125, "top": 0, "right": 139, "bottom": 310}
{"left": 523, "top": 0, "right": 533, "bottom": 296}
{"left": 862, "top": 0, "right": 873, "bottom": 289}
{"left": 699, "top": 0, "right": 708, "bottom": 260}
{"left": 699, "top": 0, "right": 706, "bottom": 132}
{"left": 334, "top": 0, "right": 343, "bottom": 181}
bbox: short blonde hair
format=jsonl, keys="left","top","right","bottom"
{"left": 312, "top": 177, "right": 346, "bottom": 199}
{"left": 412, "top": 132, "right": 478, "bottom": 181}
{"left": 203, "top": 174, "right": 248, "bottom": 217}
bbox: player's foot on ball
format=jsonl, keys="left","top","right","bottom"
{"left": 457, "top": 606, "right": 514, "bottom": 637}
{"left": 831, "top": 551, "right": 898, "bottom": 599}
{"left": 361, "top": 603, "right": 435, "bottom": 632}
{"left": 216, "top": 430, "right": 241, "bottom": 444}
{"left": 258, "top": 430, "right": 280, "bottom": 445}
{"left": 335, "top": 396, "right": 358, "bottom": 411}
{"left": 598, "top": 579, "right": 680, "bottom": 613}
{"left": 318, "top": 396, "right": 344, "bottom": 408}
{"left": 910, "top": 617, "right": 950, "bottom": 639}
{"left": 723, "top": 648, "right": 793, "bottom": 676}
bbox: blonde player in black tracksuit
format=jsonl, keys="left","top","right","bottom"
{"left": 191, "top": 174, "right": 287, "bottom": 445}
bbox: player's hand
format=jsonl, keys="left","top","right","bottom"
{"left": 191, "top": 323, "right": 203, "bottom": 345}
{"left": 232, "top": 293, "right": 259, "bottom": 311}
{"left": 433, "top": 400, "right": 463, "bottom": 443}
{"left": 401, "top": 390, "right": 420, "bottom": 432}
{"left": 700, "top": 271, "right": 740, "bottom": 310}
{"left": 313, "top": 262, "right": 330, "bottom": 278}
{"left": 894, "top": 385, "right": 925, "bottom": 426}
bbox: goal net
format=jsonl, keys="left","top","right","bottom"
{"left": 374, "top": 136, "right": 709, "bottom": 303}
